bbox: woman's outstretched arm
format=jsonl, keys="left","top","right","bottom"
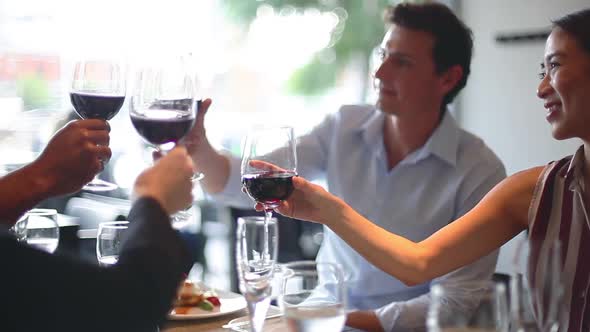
{"left": 271, "top": 167, "right": 541, "bottom": 284}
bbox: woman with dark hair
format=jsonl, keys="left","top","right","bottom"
{"left": 266, "top": 8, "right": 590, "bottom": 331}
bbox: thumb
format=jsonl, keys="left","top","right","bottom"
{"left": 196, "top": 98, "right": 212, "bottom": 122}
{"left": 292, "top": 176, "right": 312, "bottom": 191}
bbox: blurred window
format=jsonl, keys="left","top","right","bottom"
{"left": 0, "top": 0, "right": 400, "bottom": 198}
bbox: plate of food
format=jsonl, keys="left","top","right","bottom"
{"left": 168, "top": 279, "right": 247, "bottom": 320}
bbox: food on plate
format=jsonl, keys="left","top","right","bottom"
{"left": 175, "top": 279, "right": 221, "bottom": 311}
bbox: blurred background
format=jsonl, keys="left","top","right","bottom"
{"left": 0, "top": 0, "right": 587, "bottom": 290}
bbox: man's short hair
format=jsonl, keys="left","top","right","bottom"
{"left": 386, "top": 2, "right": 473, "bottom": 106}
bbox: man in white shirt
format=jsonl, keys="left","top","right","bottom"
{"left": 186, "top": 2, "right": 506, "bottom": 331}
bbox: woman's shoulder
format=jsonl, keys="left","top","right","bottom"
{"left": 513, "top": 154, "right": 574, "bottom": 188}
{"left": 480, "top": 166, "right": 544, "bottom": 228}
{"left": 499, "top": 166, "right": 545, "bottom": 191}
{"left": 510, "top": 166, "right": 545, "bottom": 181}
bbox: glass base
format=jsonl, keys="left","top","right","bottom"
{"left": 83, "top": 178, "right": 118, "bottom": 192}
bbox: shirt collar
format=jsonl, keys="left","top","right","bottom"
{"left": 565, "top": 145, "right": 585, "bottom": 192}
{"left": 357, "top": 109, "right": 384, "bottom": 149}
{"left": 356, "top": 109, "right": 460, "bottom": 167}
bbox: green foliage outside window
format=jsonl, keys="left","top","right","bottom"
{"left": 221, "top": 0, "right": 393, "bottom": 97}
{"left": 16, "top": 74, "right": 50, "bottom": 110}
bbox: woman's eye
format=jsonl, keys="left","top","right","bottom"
{"left": 538, "top": 71, "right": 546, "bottom": 80}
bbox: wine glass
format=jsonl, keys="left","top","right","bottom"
{"left": 427, "top": 280, "right": 509, "bottom": 331}
{"left": 241, "top": 126, "right": 297, "bottom": 222}
{"left": 70, "top": 59, "right": 126, "bottom": 191}
{"left": 96, "top": 221, "right": 129, "bottom": 266}
{"left": 24, "top": 208, "right": 60, "bottom": 254}
{"left": 130, "top": 57, "right": 201, "bottom": 228}
{"left": 279, "top": 261, "right": 346, "bottom": 332}
{"left": 511, "top": 237, "right": 563, "bottom": 332}
{"left": 236, "top": 216, "right": 279, "bottom": 332}
{"left": 130, "top": 58, "right": 196, "bottom": 153}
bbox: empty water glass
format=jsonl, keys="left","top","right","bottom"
{"left": 24, "top": 208, "right": 60, "bottom": 253}
{"left": 96, "top": 221, "right": 129, "bottom": 266}
{"left": 279, "top": 261, "right": 346, "bottom": 332}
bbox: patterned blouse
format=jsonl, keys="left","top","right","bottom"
{"left": 528, "top": 146, "right": 590, "bottom": 332}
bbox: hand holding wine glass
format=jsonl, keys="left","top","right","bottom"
{"left": 254, "top": 175, "right": 344, "bottom": 226}
{"left": 131, "top": 57, "right": 201, "bottom": 228}
{"left": 34, "top": 119, "right": 112, "bottom": 195}
{"left": 70, "top": 59, "right": 126, "bottom": 191}
{"left": 241, "top": 126, "right": 297, "bottom": 221}
{"left": 132, "top": 146, "right": 195, "bottom": 215}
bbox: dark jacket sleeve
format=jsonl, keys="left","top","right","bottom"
{"left": 1, "top": 197, "right": 193, "bottom": 332}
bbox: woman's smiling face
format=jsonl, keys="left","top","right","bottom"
{"left": 537, "top": 27, "right": 590, "bottom": 142}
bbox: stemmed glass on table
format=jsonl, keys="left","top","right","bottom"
{"left": 279, "top": 261, "right": 346, "bottom": 332}
{"left": 510, "top": 237, "right": 563, "bottom": 332}
{"left": 70, "top": 59, "right": 126, "bottom": 191}
{"left": 236, "top": 216, "right": 279, "bottom": 332}
{"left": 427, "top": 280, "right": 509, "bottom": 332}
{"left": 130, "top": 57, "right": 202, "bottom": 228}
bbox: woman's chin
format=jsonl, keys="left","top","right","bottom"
{"left": 550, "top": 125, "right": 573, "bottom": 141}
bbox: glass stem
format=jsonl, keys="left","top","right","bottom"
{"left": 246, "top": 295, "right": 271, "bottom": 332}
{"left": 263, "top": 208, "right": 272, "bottom": 263}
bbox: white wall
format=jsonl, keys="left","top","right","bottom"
{"left": 459, "top": 0, "right": 587, "bottom": 175}
{"left": 457, "top": 0, "right": 588, "bottom": 274}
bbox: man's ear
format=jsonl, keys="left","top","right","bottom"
{"left": 440, "top": 64, "right": 464, "bottom": 96}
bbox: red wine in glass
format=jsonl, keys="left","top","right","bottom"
{"left": 242, "top": 171, "right": 296, "bottom": 208}
{"left": 130, "top": 109, "right": 195, "bottom": 148}
{"left": 70, "top": 93, "right": 124, "bottom": 120}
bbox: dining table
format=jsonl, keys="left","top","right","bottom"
{"left": 161, "top": 302, "right": 362, "bottom": 332}
{"left": 161, "top": 306, "right": 286, "bottom": 332}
